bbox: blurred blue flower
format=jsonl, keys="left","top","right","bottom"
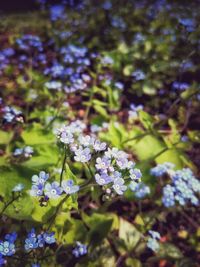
{"left": 61, "top": 180, "right": 79, "bottom": 195}
{"left": 72, "top": 242, "right": 87, "bottom": 258}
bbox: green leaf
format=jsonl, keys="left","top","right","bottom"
{"left": 159, "top": 243, "right": 183, "bottom": 259}
{"left": 129, "top": 134, "right": 166, "bottom": 161}
{"left": 125, "top": 258, "right": 142, "bottom": 267}
{"left": 22, "top": 123, "right": 55, "bottom": 145}
{"left": 93, "top": 105, "right": 109, "bottom": 119}
{"left": 138, "top": 110, "right": 154, "bottom": 130}
{"left": 119, "top": 218, "right": 141, "bottom": 252}
{"left": 82, "top": 212, "right": 113, "bottom": 247}
{"left": 0, "top": 130, "right": 13, "bottom": 145}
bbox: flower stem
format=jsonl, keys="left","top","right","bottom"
{"left": 59, "top": 146, "right": 68, "bottom": 186}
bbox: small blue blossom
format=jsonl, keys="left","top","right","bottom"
{"left": 30, "top": 184, "right": 44, "bottom": 197}
{"left": 95, "top": 157, "right": 111, "bottom": 171}
{"left": 24, "top": 237, "right": 38, "bottom": 251}
{"left": 95, "top": 172, "right": 113, "bottom": 186}
{"left": 12, "top": 183, "right": 24, "bottom": 192}
{"left": 72, "top": 242, "right": 87, "bottom": 258}
{"left": 129, "top": 168, "right": 142, "bottom": 181}
{"left": 32, "top": 171, "right": 49, "bottom": 185}
{"left": 112, "top": 178, "right": 127, "bottom": 195}
{"left": 147, "top": 238, "right": 160, "bottom": 252}
{"left": 74, "top": 147, "right": 91, "bottom": 163}
{"left": 43, "top": 232, "right": 56, "bottom": 245}
{"left": 149, "top": 230, "right": 161, "bottom": 240}
{"left": 44, "top": 182, "right": 63, "bottom": 199}
{"left": 61, "top": 180, "right": 79, "bottom": 194}
{"left": 132, "top": 70, "right": 146, "bottom": 81}
{"left": 147, "top": 230, "right": 161, "bottom": 252}
{"left": 162, "top": 184, "right": 175, "bottom": 207}
{"left": 45, "top": 81, "right": 62, "bottom": 90}
{"left": 150, "top": 162, "right": 175, "bottom": 177}
{"left": 130, "top": 181, "right": 150, "bottom": 198}
{"left": 0, "top": 241, "right": 15, "bottom": 256}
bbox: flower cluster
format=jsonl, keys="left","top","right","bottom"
{"left": 129, "top": 181, "right": 150, "bottom": 198}
{"left": 72, "top": 241, "right": 87, "bottom": 258}
{"left": 150, "top": 162, "right": 175, "bottom": 177}
{"left": 163, "top": 168, "right": 200, "bottom": 207}
{"left": 151, "top": 163, "right": 200, "bottom": 207}
{"left": 30, "top": 171, "right": 79, "bottom": 199}
{"left": 13, "top": 146, "right": 33, "bottom": 158}
{"left": 1, "top": 106, "right": 23, "bottom": 123}
{"left": 56, "top": 121, "right": 147, "bottom": 197}
{"left": 147, "top": 230, "right": 161, "bottom": 252}
{"left": 24, "top": 228, "right": 56, "bottom": 251}
{"left": 16, "top": 35, "right": 43, "bottom": 52}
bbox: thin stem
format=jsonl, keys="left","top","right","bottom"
{"left": 122, "top": 132, "right": 149, "bottom": 144}
{"left": 46, "top": 195, "right": 69, "bottom": 231}
{"left": 0, "top": 194, "right": 20, "bottom": 217}
{"left": 59, "top": 146, "right": 68, "bottom": 186}
{"left": 84, "top": 87, "right": 95, "bottom": 122}
{"left": 85, "top": 162, "right": 94, "bottom": 178}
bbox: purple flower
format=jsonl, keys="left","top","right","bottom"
{"left": 74, "top": 147, "right": 91, "bottom": 163}
{"left": 95, "top": 172, "right": 113, "bottom": 185}
{"left": 93, "top": 140, "right": 107, "bottom": 151}
{"left": 130, "top": 168, "right": 142, "bottom": 181}
{"left": 60, "top": 131, "right": 74, "bottom": 144}
{"left": 95, "top": 157, "right": 111, "bottom": 171}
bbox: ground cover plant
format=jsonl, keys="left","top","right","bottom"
{"left": 0, "top": 0, "right": 200, "bottom": 266}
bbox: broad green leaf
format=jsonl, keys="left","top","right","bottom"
{"left": 119, "top": 218, "right": 141, "bottom": 252}
{"left": 159, "top": 243, "right": 183, "bottom": 259}
{"left": 22, "top": 123, "right": 55, "bottom": 145}
{"left": 0, "top": 130, "right": 13, "bottom": 145}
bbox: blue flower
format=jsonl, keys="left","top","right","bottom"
{"left": 150, "top": 162, "right": 175, "bottom": 177}
{"left": 12, "top": 183, "right": 24, "bottom": 192}
{"left": 112, "top": 178, "right": 127, "bottom": 195}
{"left": 130, "top": 181, "right": 150, "bottom": 198}
{"left": 45, "top": 81, "right": 62, "bottom": 90}
{"left": 72, "top": 242, "right": 87, "bottom": 258}
{"left": 147, "top": 238, "right": 160, "bottom": 252}
{"left": 5, "top": 233, "right": 17, "bottom": 243}
{"left": 24, "top": 237, "right": 38, "bottom": 251}
{"left": 30, "top": 184, "right": 44, "bottom": 197}
{"left": 32, "top": 171, "right": 49, "bottom": 185}
{"left": 162, "top": 168, "right": 200, "bottom": 207}
{"left": 132, "top": 70, "right": 146, "bottom": 80}
{"left": 95, "top": 172, "right": 113, "bottom": 186}
{"left": 43, "top": 232, "right": 56, "bottom": 244}
{"left": 61, "top": 180, "right": 79, "bottom": 195}
{"left": 95, "top": 157, "right": 111, "bottom": 171}
{"left": 149, "top": 231, "right": 161, "bottom": 240}
{"left": 74, "top": 147, "right": 91, "bottom": 163}
{"left": 129, "top": 168, "right": 142, "bottom": 181}
{"left": 162, "top": 184, "right": 175, "bottom": 207}
{"left": 0, "top": 241, "right": 15, "bottom": 256}
{"left": 32, "top": 264, "right": 40, "bottom": 267}
{"left": 44, "top": 182, "right": 63, "bottom": 199}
